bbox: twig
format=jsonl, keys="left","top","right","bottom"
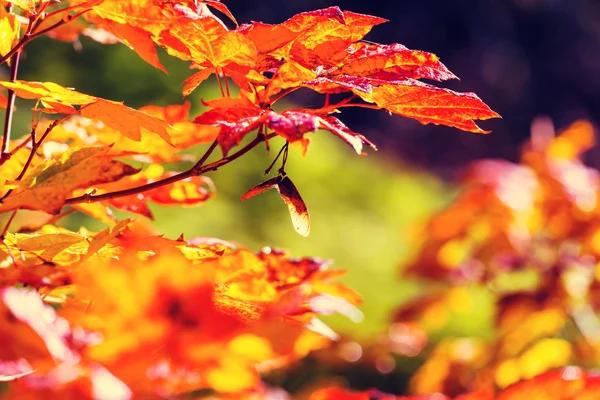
{"left": 1, "top": 44, "right": 21, "bottom": 157}
{"left": 64, "top": 134, "right": 276, "bottom": 206}
{"left": 0, "top": 116, "right": 68, "bottom": 202}
{"left": 0, "top": 8, "right": 92, "bottom": 66}
{"left": 1, "top": 209, "right": 18, "bottom": 239}
{"left": 34, "top": 9, "right": 92, "bottom": 37}
{"left": 191, "top": 139, "right": 218, "bottom": 174}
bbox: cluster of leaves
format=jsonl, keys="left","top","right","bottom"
{"left": 0, "top": 0, "right": 499, "bottom": 398}
{"left": 271, "top": 121, "right": 600, "bottom": 399}
{"left": 353, "top": 120, "right": 600, "bottom": 398}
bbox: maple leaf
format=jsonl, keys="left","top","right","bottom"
{"left": 45, "top": 103, "right": 218, "bottom": 163}
{"left": 0, "top": 13, "right": 20, "bottom": 60}
{"left": 283, "top": 7, "right": 387, "bottom": 51}
{"left": 157, "top": 16, "right": 257, "bottom": 77}
{"left": 0, "top": 146, "right": 138, "bottom": 213}
{"left": 334, "top": 42, "right": 457, "bottom": 82}
{"left": 0, "top": 81, "right": 96, "bottom": 106}
{"left": 4, "top": 0, "right": 36, "bottom": 13}
{"left": 80, "top": 98, "right": 172, "bottom": 143}
{"left": 354, "top": 80, "right": 501, "bottom": 133}
{"left": 0, "top": 80, "right": 175, "bottom": 143}
{"left": 16, "top": 232, "right": 85, "bottom": 262}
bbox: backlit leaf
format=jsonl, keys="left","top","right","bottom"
{"left": 80, "top": 98, "right": 172, "bottom": 143}
{"left": 355, "top": 80, "right": 500, "bottom": 133}
{"left": 0, "top": 80, "right": 96, "bottom": 106}
{"left": 0, "top": 146, "right": 138, "bottom": 213}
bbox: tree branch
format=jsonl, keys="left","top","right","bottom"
{"left": 64, "top": 134, "right": 276, "bottom": 206}
{"left": 0, "top": 8, "right": 93, "bottom": 67}
{"left": 1, "top": 46, "right": 21, "bottom": 158}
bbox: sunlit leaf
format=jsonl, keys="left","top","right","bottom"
{"left": 0, "top": 146, "right": 138, "bottom": 213}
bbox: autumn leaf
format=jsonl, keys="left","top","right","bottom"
{"left": 17, "top": 232, "right": 85, "bottom": 262}
{"left": 84, "top": 218, "right": 133, "bottom": 260}
{"left": 99, "top": 20, "right": 167, "bottom": 73}
{"left": 355, "top": 80, "right": 500, "bottom": 133}
{"left": 156, "top": 16, "right": 256, "bottom": 69}
{"left": 0, "top": 12, "right": 20, "bottom": 60}
{"left": 335, "top": 42, "right": 457, "bottom": 82}
{"left": 283, "top": 7, "right": 387, "bottom": 51}
{"left": 0, "top": 146, "right": 138, "bottom": 213}
{"left": 496, "top": 368, "right": 600, "bottom": 400}
{"left": 182, "top": 68, "right": 214, "bottom": 97}
{"left": 46, "top": 104, "right": 218, "bottom": 163}
{"left": 0, "top": 80, "right": 96, "bottom": 106}
{"left": 80, "top": 98, "right": 172, "bottom": 143}
{"left": 194, "top": 96, "right": 266, "bottom": 154}
{"left": 4, "top": 0, "right": 36, "bottom": 13}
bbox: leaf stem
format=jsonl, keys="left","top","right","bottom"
{"left": 222, "top": 71, "right": 231, "bottom": 97}
{"left": 268, "top": 87, "right": 300, "bottom": 106}
{"left": 215, "top": 71, "right": 226, "bottom": 97}
{"left": 264, "top": 142, "right": 287, "bottom": 175}
{"left": 64, "top": 134, "right": 276, "bottom": 206}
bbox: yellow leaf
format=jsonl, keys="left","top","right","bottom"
{"left": 0, "top": 13, "right": 19, "bottom": 59}
{"left": 17, "top": 232, "right": 84, "bottom": 261}
{"left": 84, "top": 218, "right": 133, "bottom": 260}
{"left": 5, "top": 0, "right": 36, "bottom": 13}
{"left": 0, "top": 80, "right": 96, "bottom": 106}
{"left": 0, "top": 146, "right": 138, "bottom": 213}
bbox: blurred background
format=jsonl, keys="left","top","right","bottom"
{"left": 3, "top": 0, "right": 600, "bottom": 395}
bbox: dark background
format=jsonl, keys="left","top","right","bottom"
{"left": 222, "top": 0, "right": 600, "bottom": 175}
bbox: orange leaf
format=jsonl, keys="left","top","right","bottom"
{"left": 101, "top": 20, "right": 167, "bottom": 73}
{"left": 356, "top": 80, "right": 500, "bottom": 133}
{"left": 80, "top": 98, "right": 172, "bottom": 143}
{"left": 182, "top": 68, "right": 214, "bottom": 97}
{"left": 0, "top": 287, "right": 73, "bottom": 375}
{"left": 200, "top": 0, "right": 237, "bottom": 25}
{"left": 283, "top": 7, "right": 387, "bottom": 50}
{"left": 336, "top": 42, "right": 457, "bottom": 82}
{"left": 156, "top": 16, "right": 256, "bottom": 69}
